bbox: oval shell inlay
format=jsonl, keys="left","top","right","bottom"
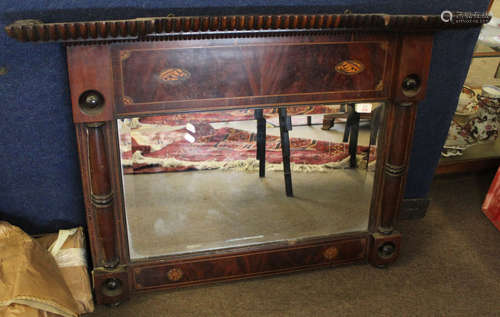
{"left": 334, "top": 60, "right": 365, "bottom": 75}
{"left": 323, "top": 247, "right": 339, "bottom": 260}
{"left": 167, "top": 268, "right": 184, "bottom": 281}
{"left": 122, "top": 96, "right": 134, "bottom": 104}
{"left": 159, "top": 68, "right": 191, "bottom": 85}
{"left": 120, "top": 50, "right": 131, "bottom": 61}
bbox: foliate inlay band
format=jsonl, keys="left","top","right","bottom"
{"left": 384, "top": 163, "right": 406, "bottom": 177}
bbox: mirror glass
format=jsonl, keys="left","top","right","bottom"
{"left": 118, "top": 104, "right": 384, "bottom": 259}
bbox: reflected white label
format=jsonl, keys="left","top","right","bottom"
{"left": 355, "top": 103, "right": 372, "bottom": 113}
{"left": 184, "top": 133, "right": 195, "bottom": 143}
{"left": 186, "top": 123, "right": 196, "bottom": 133}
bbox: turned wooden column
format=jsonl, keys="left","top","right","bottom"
{"left": 87, "top": 122, "right": 119, "bottom": 268}
{"left": 374, "top": 34, "right": 433, "bottom": 234}
{"left": 369, "top": 33, "right": 433, "bottom": 267}
{"left": 378, "top": 102, "right": 417, "bottom": 233}
{"left": 66, "top": 45, "right": 122, "bottom": 269}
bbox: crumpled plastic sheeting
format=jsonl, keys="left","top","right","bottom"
{"left": 0, "top": 303, "right": 58, "bottom": 317}
{"left": 0, "top": 222, "right": 79, "bottom": 317}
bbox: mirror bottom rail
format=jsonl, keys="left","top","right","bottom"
{"left": 91, "top": 232, "right": 405, "bottom": 304}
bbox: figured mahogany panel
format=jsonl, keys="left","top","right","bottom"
{"left": 112, "top": 35, "right": 394, "bottom": 115}
{"left": 132, "top": 237, "right": 367, "bottom": 290}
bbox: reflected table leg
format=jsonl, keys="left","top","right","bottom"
{"left": 278, "top": 107, "right": 293, "bottom": 197}
{"left": 322, "top": 114, "right": 335, "bottom": 130}
{"left": 366, "top": 105, "right": 383, "bottom": 168}
{"left": 343, "top": 103, "right": 360, "bottom": 168}
{"left": 254, "top": 109, "right": 266, "bottom": 178}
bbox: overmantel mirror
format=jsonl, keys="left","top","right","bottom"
{"left": 6, "top": 13, "right": 488, "bottom": 304}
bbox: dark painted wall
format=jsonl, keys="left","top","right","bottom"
{"left": 0, "top": 1, "right": 489, "bottom": 234}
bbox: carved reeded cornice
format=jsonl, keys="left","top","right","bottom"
{"left": 5, "top": 13, "right": 489, "bottom": 43}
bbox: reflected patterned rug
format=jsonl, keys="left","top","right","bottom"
{"left": 138, "top": 105, "right": 342, "bottom": 126}
{"left": 120, "top": 120, "right": 376, "bottom": 174}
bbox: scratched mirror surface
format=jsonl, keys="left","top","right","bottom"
{"left": 118, "top": 104, "right": 383, "bottom": 259}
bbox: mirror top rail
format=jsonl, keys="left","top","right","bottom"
{"left": 5, "top": 12, "right": 490, "bottom": 44}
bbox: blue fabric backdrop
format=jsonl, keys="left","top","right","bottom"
{"left": 0, "top": 1, "right": 490, "bottom": 234}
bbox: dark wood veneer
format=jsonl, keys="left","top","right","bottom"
{"left": 6, "top": 13, "right": 487, "bottom": 306}
{"left": 116, "top": 41, "right": 387, "bottom": 104}
{"left": 133, "top": 237, "right": 367, "bottom": 290}
{"left": 110, "top": 36, "right": 394, "bottom": 116}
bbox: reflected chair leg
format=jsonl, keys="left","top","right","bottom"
{"left": 349, "top": 109, "right": 360, "bottom": 169}
{"left": 366, "top": 106, "right": 383, "bottom": 168}
{"left": 278, "top": 107, "right": 293, "bottom": 197}
{"left": 344, "top": 103, "right": 360, "bottom": 168}
{"left": 370, "top": 106, "right": 383, "bottom": 146}
{"left": 322, "top": 115, "right": 335, "bottom": 130}
{"left": 343, "top": 104, "right": 352, "bottom": 143}
{"left": 254, "top": 109, "right": 266, "bottom": 177}
{"left": 307, "top": 115, "right": 312, "bottom": 126}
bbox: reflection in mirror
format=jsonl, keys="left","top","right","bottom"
{"left": 118, "top": 104, "right": 384, "bottom": 259}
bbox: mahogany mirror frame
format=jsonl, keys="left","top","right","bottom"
{"left": 5, "top": 13, "right": 487, "bottom": 305}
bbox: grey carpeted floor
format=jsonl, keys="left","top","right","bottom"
{"left": 124, "top": 170, "right": 373, "bottom": 259}
{"left": 89, "top": 171, "right": 500, "bottom": 317}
